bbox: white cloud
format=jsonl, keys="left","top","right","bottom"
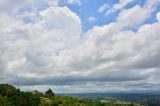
{"left": 0, "top": 0, "right": 28, "bottom": 13}
{"left": 88, "top": 16, "right": 96, "bottom": 23}
{"left": 64, "top": 0, "right": 81, "bottom": 5}
{"left": 0, "top": 0, "right": 160, "bottom": 93}
{"left": 0, "top": 0, "right": 59, "bottom": 15}
{"left": 106, "top": 0, "right": 134, "bottom": 14}
{"left": 98, "top": 3, "right": 110, "bottom": 13}
{"left": 114, "top": 0, "right": 134, "bottom": 10}
{"left": 39, "top": 6, "right": 81, "bottom": 36}
{"left": 144, "top": 0, "right": 160, "bottom": 9}
{"left": 116, "top": 0, "right": 159, "bottom": 28}
{"left": 107, "top": 0, "right": 160, "bottom": 15}
{"left": 0, "top": 4, "right": 82, "bottom": 84}
{"left": 47, "top": 0, "right": 59, "bottom": 6}
{"left": 117, "top": 5, "right": 150, "bottom": 27}
{"left": 157, "top": 12, "right": 160, "bottom": 22}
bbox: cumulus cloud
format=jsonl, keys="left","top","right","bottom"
{"left": 0, "top": 0, "right": 59, "bottom": 16}
{"left": 98, "top": 3, "right": 110, "bottom": 13}
{"left": 117, "top": 5, "right": 150, "bottom": 27}
{"left": 0, "top": 2, "right": 82, "bottom": 85}
{"left": 0, "top": 0, "right": 160, "bottom": 93}
{"left": 0, "top": 0, "right": 29, "bottom": 13}
{"left": 106, "top": 0, "right": 134, "bottom": 14}
{"left": 157, "top": 12, "right": 160, "bottom": 22}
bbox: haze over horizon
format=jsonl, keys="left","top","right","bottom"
{"left": 0, "top": 0, "right": 160, "bottom": 93}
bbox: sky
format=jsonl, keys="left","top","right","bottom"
{"left": 0, "top": 0, "right": 160, "bottom": 93}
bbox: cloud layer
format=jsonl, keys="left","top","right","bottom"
{"left": 0, "top": 0, "right": 160, "bottom": 93}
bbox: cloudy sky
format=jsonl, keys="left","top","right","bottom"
{"left": 0, "top": 0, "right": 160, "bottom": 93}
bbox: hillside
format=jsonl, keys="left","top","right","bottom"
{"left": 0, "top": 84, "right": 142, "bottom": 106}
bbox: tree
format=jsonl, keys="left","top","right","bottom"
{"left": 45, "top": 88, "right": 54, "bottom": 98}
{"left": 0, "top": 84, "right": 40, "bottom": 106}
{"left": 9, "top": 91, "right": 40, "bottom": 106}
{"left": 0, "top": 95, "right": 11, "bottom": 106}
{"left": 33, "top": 90, "right": 44, "bottom": 97}
{"left": 0, "top": 84, "right": 20, "bottom": 97}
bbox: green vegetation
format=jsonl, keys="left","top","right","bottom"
{"left": 45, "top": 88, "right": 54, "bottom": 98}
{"left": 0, "top": 84, "right": 40, "bottom": 106}
{"left": 0, "top": 84, "right": 142, "bottom": 106}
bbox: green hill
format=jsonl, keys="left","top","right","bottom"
{"left": 0, "top": 84, "right": 142, "bottom": 106}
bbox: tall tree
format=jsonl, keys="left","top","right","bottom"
{"left": 45, "top": 88, "right": 54, "bottom": 98}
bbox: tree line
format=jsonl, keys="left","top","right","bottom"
{"left": 0, "top": 84, "right": 141, "bottom": 106}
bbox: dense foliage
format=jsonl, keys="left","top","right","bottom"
{"left": 0, "top": 84, "right": 40, "bottom": 106}
{"left": 0, "top": 84, "right": 142, "bottom": 106}
{"left": 45, "top": 88, "right": 54, "bottom": 98}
